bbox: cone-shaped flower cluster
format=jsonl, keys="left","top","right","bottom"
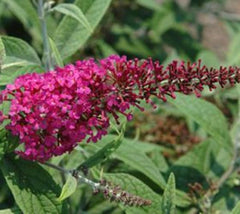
{"left": 0, "top": 55, "right": 239, "bottom": 161}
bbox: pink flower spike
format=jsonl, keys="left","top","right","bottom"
{"left": 0, "top": 55, "right": 239, "bottom": 162}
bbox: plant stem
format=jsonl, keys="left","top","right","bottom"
{"left": 42, "top": 162, "right": 101, "bottom": 189}
{"left": 37, "top": 0, "right": 52, "bottom": 71}
{"left": 43, "top": 162, "right": 70, "bottom": 174}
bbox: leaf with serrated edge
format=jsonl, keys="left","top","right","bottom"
{"left": 162, "top": 173, "right": 176, "bottom": 214}
{"left": 1, "top": 157, "right": 66, "bottom": 214}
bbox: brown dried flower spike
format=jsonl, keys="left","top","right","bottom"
{"left": 100, "top": 179, "right": 152, "bottom": 207}
{"left": 72, "top": 169, "right": 152, "bottom": 207}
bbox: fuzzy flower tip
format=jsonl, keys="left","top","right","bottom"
{"left": 0, "top": 55, "right": 239, "bottom": 161}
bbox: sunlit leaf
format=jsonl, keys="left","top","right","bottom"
{"left": 1, "top": 157, "right": 67, "bottom": 214}
{"left": 58, "top": 174, "right": 77, "bottom": 201}
{"left": 1, "top": 36, "right": 41, "bottom": 68}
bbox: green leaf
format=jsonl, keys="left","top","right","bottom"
{"left": 0, "top": 37, "right": 5, "bottom": 73}
{"left": 50, "top": 3, "right": 92, "bottom": 33}
{"left": 104, "top": 173, "right": 162, "bottom": 214}
{"left": 49, "top": 37, "right": 64, "bottom": 67}
{"left": 1, "top": 157, "right": 66, "bottom": 214}
{"left": 58, "top": 174, "right": 77, "bottom": 201}
{"left": 54, "top": 0, "right": 112, "bottom": 59}
{"left": 169, "top": 94, "right": 232, "bottom": 153}
{"left": 1, "top": 57, "right": 30, "bottom": 70}
{"left": 86, "top": 134, "right": 166, "bottom": 188}
{"left": 175, "top": 190, "right": 191, "bottom": 208}
{"left": 0, "top": 36, "right": 6, "bottom": 60}
{"left": 151, "top": 150, "right": 169, "bottom": 173}
{"left": 131, "top": 140, "right": 163, "bottom": 153}
{"left": 113, "top": 139, "right": 166, "bottom": 189}
{"left": 1, "top": 36, "right": 41, "bottom": 68}
{"left": 0, "top": 65, "right": 44, "bottom": 86}
{"left": 80, "top": 127, "right": 124, "bottom": 169}
{"left": 162, "top": 173, "right": 176, "bottom": 214}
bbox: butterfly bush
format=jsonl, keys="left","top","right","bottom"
{"left": 0, "top": 55, "right": 239, "bottom": 162}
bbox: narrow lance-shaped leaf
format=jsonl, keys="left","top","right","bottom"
{"left": 0, "top": 36, "right": 5, "bottom": 73}
{"left": 58, "top": 174, "right": 77, "bottom": 201}
{"left": 49, "top": 37, "right": 64, "bottom": 67}
{"left": 80, "top": 124, "right": 125, "bottom": 169}
{"left": 162, "top": 173, "right": 176, "bottom": 214}
{"left": 50, "top": 3, "right": 93, "bottom": 33}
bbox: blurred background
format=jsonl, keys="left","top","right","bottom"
{"left": 1, "top": 0, "right": 240, "bottom": 213}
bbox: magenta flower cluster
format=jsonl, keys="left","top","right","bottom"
{"left": 0, "top": 55, "right": 239, "bottom": 162}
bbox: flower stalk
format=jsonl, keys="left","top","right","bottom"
{"left": 37, "top": 0, "right": 52, "bottom": 71}
{"left": 43, "top": 162, "right": 151, "bottom": 207}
